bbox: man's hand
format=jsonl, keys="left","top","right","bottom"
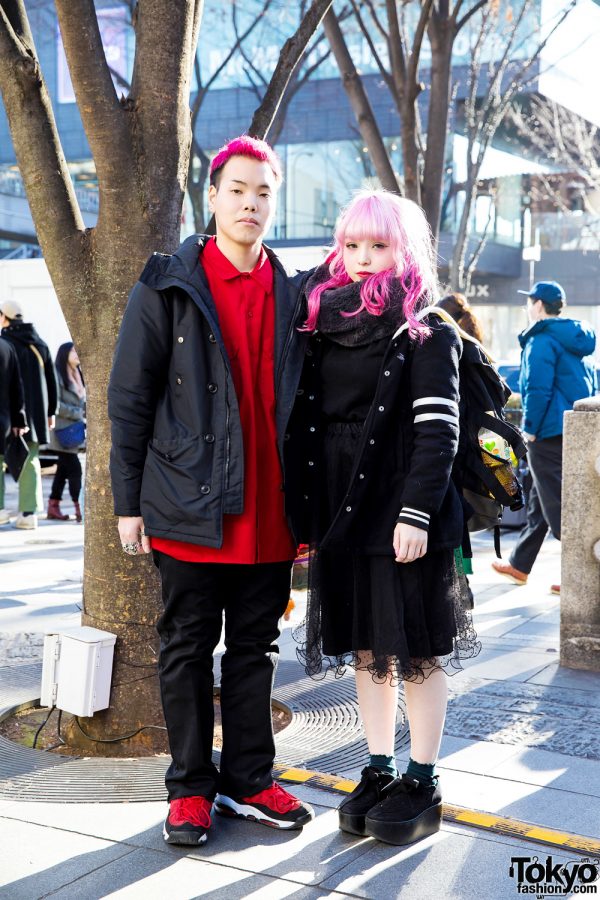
{"left": 11, "top": 426, "right": 28, "bottom": 436}
{"left": 118, "top": 516, "right": 151, "bottom": 555}
{"left": 523, "top": 432, "right": 536, "bottom": 443}
{"left": 48, "top": 415, "right": 55, "bottom": 430}
{"left": 393, "top": 522, "right": 428, "bottom": 563}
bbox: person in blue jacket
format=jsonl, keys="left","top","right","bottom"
{"left": 493, "top": 281, "right": 596, "bottom": 592}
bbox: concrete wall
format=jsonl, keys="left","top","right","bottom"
{"left": 561, "top": 398, "right": 600, "bottom": 671}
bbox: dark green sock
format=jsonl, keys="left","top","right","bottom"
{"left": 369, "top": 754, "right": 397, "bottom": 777}
{"left": 405, "top": 757, "right": 438, "bottom": 787}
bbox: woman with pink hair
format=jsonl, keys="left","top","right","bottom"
{"left": 287, "top": 189, "right": 479, "bottom": 847}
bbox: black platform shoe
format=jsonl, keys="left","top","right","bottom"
{"left": 338, "top": 766, "right": 396, "bottom": 836}
{"left": 365, "top": 774, "right": 442, "bottom": 845}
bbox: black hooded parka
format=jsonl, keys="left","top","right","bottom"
{"left": 108, "top": 235, "right": 309, "bottom": 548}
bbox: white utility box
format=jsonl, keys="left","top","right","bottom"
{"left": 41, "top": 626, "right": 117, "bottom": 717}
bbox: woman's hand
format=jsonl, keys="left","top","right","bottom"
{"left": 118, "top": 516, "right": 151, "bottom": 555}
{"left": 393, "top": 522, "right": 428, "bottom": 563}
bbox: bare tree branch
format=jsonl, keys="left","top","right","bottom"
{"left": 55, "top": 0, "right": 131, "bottom": 184}
{"left": 455, "top": 0, "right": 489, "bottom": 34}
{"left": 248, "top": 0, "right": 335, "bottom": 138}
{"left": 0, "top": 5, "right": 85, "bottom": 263}
{"left": 323, "top": 8, "right": 400, "bottom": 192}
{"left": 363, "top": 0, "right": 389, "bottom": 41}
{"left": 350, "top": 0, "right": 395, "bottom": 94}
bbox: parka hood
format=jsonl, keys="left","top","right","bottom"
{"left": 1, "top": 321, "right": 46, "bottom": 350}
{"left": 519, "top": 317, "right": 596, "bottom": 358}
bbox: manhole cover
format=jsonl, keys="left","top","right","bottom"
{"left": 0, "top": 659, "right": 409, "bottom": 802}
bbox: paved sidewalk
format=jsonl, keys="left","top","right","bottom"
{"left": 1, "top": 472, "right": 599, "bottom": 899}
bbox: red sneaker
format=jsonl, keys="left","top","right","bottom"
{"left": 163, "top": 796, "right": 212, "bottom": 845}
{"left": 491, "top": 560, "right": 528, "bottom": 585}
{"left": 550, "top": 584, "right": 560, "bottom": 595}
{"left": 215, "top": 782, "right": 315, "bottom": 830}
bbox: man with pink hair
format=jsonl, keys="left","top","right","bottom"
{"left": 109, "top": 135, "right": 314, "bottom": 845}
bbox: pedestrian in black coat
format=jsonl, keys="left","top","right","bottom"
{"left": 0, "top": 335, "right": 27, "bottom": 523}
{"left": 0, "top": 299, "right": 57, "bottom": 528}
{"left": 286, "top": 190, "right": 480, "bottom": 849}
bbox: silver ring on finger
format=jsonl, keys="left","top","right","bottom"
{"left": 122, "top": 541, "right": 140, "bottom": 555}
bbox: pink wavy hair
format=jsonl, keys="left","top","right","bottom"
{"left": 210, "top": 136, "right": 283, "bottom": 187}
{"left": 303, "top": 190, "right": 438, "bottom": 340}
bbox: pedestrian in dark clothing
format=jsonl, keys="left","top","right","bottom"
{"left": 0, "top": 299, "right": 58, "bottom": 529}
{"left": 108, "top": 136, "right": 314, "bottom": 848}
{"left": 492, "top": 281, "right": 596, "bottom": 593}
{"left": 47, "top": 342, "right": 85, "bottom": 522}
{"left": 0, "top": 335, "right": 28, "bottom": 524}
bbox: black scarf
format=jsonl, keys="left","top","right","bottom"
{"left": 306, "top": 264, "right": 405, "bottom": 347}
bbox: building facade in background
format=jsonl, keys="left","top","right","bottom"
{"left": 0, "top": 0, "right": 598, "bottom": 362}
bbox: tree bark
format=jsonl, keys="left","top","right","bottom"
{"left": 323, "top": 10, "right": 400, "bottom": 193}
{"left": 423, "top": 13, "right": 454, "bottom": 244}
{"left": 0, "top": 0, "right": 200, "bottom": 755}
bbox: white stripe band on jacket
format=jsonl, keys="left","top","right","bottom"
{"left": 414, "top": 412, "right": 459, "bottom": 425}
{"left": 399, "top": 507, "right": 430, "bottom": 525}
{"left": 413, "top": 396, "right": 459, "bottom": 411}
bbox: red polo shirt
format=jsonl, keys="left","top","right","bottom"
{"left": 151, "top": 238, "right": 296, "bottom": 563}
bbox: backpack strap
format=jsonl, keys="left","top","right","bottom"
{"left": 393, "top": 305, "right": 495, "bottom": 360}
{"left": 479, "top": 411, "right": 527, "bottom": 459}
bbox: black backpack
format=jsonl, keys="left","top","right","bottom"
{"left": 428, "top": 308, "right": 527, "bottom": 558}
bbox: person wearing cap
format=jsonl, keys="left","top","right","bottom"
{"left": 0, "top": 299, "right": 58, "bottom": 529}
{"left": 108, "top": 136, "right": 315, "bottom": 847}
{"left": 492, "top": 281, "right": 596, "bottom": 592}
{"left": 0, "top": 333, "right": 28, "bottom": 524}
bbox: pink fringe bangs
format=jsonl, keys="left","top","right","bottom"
{"left": 303, "top": 190, "right": 438, "bottom": 340}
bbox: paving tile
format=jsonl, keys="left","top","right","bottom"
{"left": 131, "top": 802, "right": 373, "bottom": 887}
{"left": 0, "top": 816, "right": 134, "bottom": 900}
{"left": 458, "top": 648, "right": 555, "bottom": 682}
{"left": 0, "top": 799, "right": 166, "bottom": 843}
{"left": 526, "top": 664, "right": 600, "bottom": 693}
{"left": 37, "top": 846, "right": 334, "bottom": 900}
{"left": 490, "top": 746, "right": 600, "bottom": 798}
{"left": 441, "top": 769, "right": 600, "bottom": 838}
{"left": 319, "top": 823, "right": 577, "bottom": 900}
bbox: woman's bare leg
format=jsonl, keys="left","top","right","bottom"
{"left": 354, "top": 652, "right": 397, "bottom": 755}
{"left": 403, "top": 664, "right": 447, "bottom": 764}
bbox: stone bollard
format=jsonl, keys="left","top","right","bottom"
{"left": 560, "top": 396, "right": 600, "bottom": 671}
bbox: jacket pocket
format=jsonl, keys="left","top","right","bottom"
{"left": 141, "top": 436, "right": 214, "bottom": 526}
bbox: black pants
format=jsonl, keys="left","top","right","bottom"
{"left": 154, "top": 552, "right": 292, "bottom": 801}
{"left": 510, "top": 435, "right": 562, "bottom": 574}
{"left": 50, "top": 452, "right": 82, "bottom": 502}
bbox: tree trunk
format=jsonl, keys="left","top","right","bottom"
{"left": 323, "top": 10, "right": 400, "bottom": 193}
{"left": 0, "top": 0, "right": 199, "bottom": 755}
{"left": 449, "top": 168, "right": 477, "bottom": 292}
{"left": 401, "top": 95, "right": 422, "bottom": 205}
{"left": 188, "top": 142, "right": 211, "bottom": 233}
{"left": 423, "top": 19, "right": 454, "bottom": 244}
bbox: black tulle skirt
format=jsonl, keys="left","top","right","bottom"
{"left": 295, "top": 421, "right": 481, "bottom": 683}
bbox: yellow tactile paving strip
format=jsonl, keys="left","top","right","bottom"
{"left": 273, "top": 764, "right": 600, "bottom": 857}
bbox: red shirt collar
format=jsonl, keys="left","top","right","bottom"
{"left": 202, "top": 237, "right": 273, "bottom": 292}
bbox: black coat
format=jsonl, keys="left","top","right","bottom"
{"left": 285, "top": 314, "right": 464, "bottom": 555}
{"left": 0, "top": 337, "right": 27, "bottom": 454}
{"left": 0, "top": 322, "right": 57, "bottom": 445}
{"left": 108, "top": 234, "right": 309, "bottom": 547}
